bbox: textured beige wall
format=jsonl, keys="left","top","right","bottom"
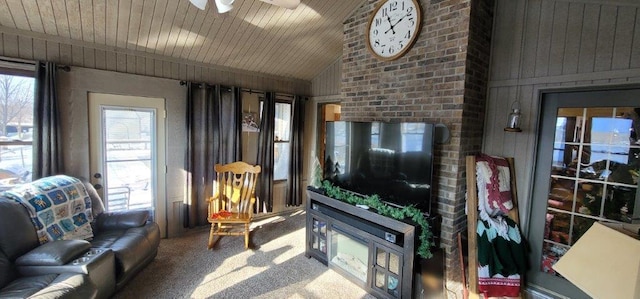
{"left": 57, "top": 66, "right": 186, "bottom": 238}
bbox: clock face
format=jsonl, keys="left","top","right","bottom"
{"left": 367, "top": 0, "right": 421, "bottom": 60}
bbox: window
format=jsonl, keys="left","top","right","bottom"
{"left": 529, "top": 89, "right": 640, "bottom": 297}
{"left": 274, "top": 102, "right": 291, "bottom": 181}
{"left": 543, "top": 108, "right": 638, "bottom": 266}
{"left": 401, "top": 123, "right": 425, "bottom": 152}
{"left": 371, "top": 122, "right": 380, "bottom": 148}
{"left": 0, "top": 73, "right": 34, "bottom": 190}
{"left": 552, "top": 117, "right": 568, "bottom": 167}
{"left": 332, "top": 121, "right": 348, "bottom": 174}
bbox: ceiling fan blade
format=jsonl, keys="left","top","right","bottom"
{"left": 215, "top": 0, "right": 234, "bottom": 13}
{"left": 189, "top": 0, "right": 208, "bottom": 10}
{"left": 258, "top": 0, "right": 300, "bottom": 10}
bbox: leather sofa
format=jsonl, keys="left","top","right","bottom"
{"left": 0, "top": 177, "right": 161, "bottom": 299}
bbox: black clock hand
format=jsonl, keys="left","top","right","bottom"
{"left": 391, "top": 12, "right": 412, "bottom": 28}
{"left": 391, "top": 16, "right": 405, "bottom": 27}
{"left": 385, "top": 15, "right": 396, "bottom": 34}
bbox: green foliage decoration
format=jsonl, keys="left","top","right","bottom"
{"left": 321, "top": 180, "right": 434, "bottom": 259}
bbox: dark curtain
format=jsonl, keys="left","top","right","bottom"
{"left": 256, "top": 92, "right": 275, "bottom": 213}
{"left": 219, "top": 86, "right": 243, "bottom": 162}
{"left": 33, "top": 61, "right": 63, "bottom": 179}
{"left": 185, "top": 83, "right": 242, "bottom": 227}
{"left": 287, "top": 96, "right": 305, "bottom": 206}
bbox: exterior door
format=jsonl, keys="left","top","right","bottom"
{"left": 528, "top": 87, "right": 640, "bottom": 297}
{"left": 88, "top": 93, "right": 166, "bottom": 232}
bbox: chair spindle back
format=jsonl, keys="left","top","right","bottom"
{"left": 214, "top": 162, "right": 261, "bottom": 215}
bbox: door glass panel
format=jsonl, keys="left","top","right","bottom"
{"left": 372, "top": 245, "right": 402, "bottom": 298}
{"left": 376, "top": 248, "right": 386, "bottom": 267}
{"left": 375, "top": 270, "right": 385, "bottom": 289}
{"left": 102, "top": 109, "right": 154, "bottom": 214}
{"left": 388, "top": 275, "right": 399, "bottom": 296}
{"left": 541, "top": 106, "right": 639, "bottom": 279}
{"left": 311, "top": 217, "right": 327, "bottom": 254}
{"left": 549, "top": 177, "right": 577, "bottom": 212}
{"left": 389, "top": 252, "right": 400, "bottom": 275}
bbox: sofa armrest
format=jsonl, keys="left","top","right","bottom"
{"left": 15, "top": 240, "right": 91, "bottom": 266}
{"left": 95, "top": 210, "right": 150, "bottom": 231}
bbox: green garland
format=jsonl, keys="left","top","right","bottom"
{"left": 321, "top": 180, "right": 434, "bottom": 259}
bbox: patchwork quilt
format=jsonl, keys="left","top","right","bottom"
{"left": 3, "top": 175, "right": 94, "bottom": 244}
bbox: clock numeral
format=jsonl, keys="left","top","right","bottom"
{"left": 390, "top": 1, "right": 398, "bottom": 11}
{"left": 399, "top": 41, "right": 404, "bottom": 48}
{"left": 405, "top": 30, "right": 411, "bottom": 39}
{"left": 389, "top": 46, "right": 395, "bottom": 54}
{"left": 373, "top": 29, "right": 379, "bottom": 36}
{"left": 375, "top": 17, "right": 383, "bottom": 27}
{"left": 374, "top": 40, "right": 380, "bottom": 48}
{"left": 382, "top": 7, "right": 388, "bottom": 17}
{"left": 406, "top": 7, "right": 413, "bottom": 14}
{"left": 409, "top": 17, "right": 415, "bottom": 26}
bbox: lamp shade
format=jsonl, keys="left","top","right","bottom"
{"left": 552, "top": 222, "right": 640, "bottom": 299}
{"left": 504, "top": 108, "right": 522, "bottom": 132}
{"left": 215, "top": 0, "right": 234, "bottom": 13}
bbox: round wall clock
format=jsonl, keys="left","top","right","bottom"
{"left": 366, "top": 0, "right": 422, "bottom": 61}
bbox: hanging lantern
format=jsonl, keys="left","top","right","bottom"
{"left": 504, "top": 102, "right": 522, "bottom": 132}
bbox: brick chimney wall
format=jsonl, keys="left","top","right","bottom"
{"left": 341, "top": 0, "right": 494, "bottom": 286}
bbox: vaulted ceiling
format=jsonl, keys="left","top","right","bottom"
{"left": 0, "top": 0, "right": 366, "bottom": 81}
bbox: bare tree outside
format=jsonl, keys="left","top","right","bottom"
{"left": 0, "top": 74, "right": 34, "bottom": 139}
{"left": 0, "top": 74, "right": 34, "bottom": 188}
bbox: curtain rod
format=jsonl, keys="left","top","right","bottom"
{"left": 179, "top": 80, "right": 296, "bottom": 99}
{"left": 179, "top": 80, "right": 260, "bottom": 93}
{"left": 0, "top": 57, "right": 70, "bottom": 72}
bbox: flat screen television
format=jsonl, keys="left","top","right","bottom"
{"left": 323, "top": 121, "right": 435, "bottom": 215}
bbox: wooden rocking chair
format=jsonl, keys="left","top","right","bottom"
{"left": 207, "top": 161, "right": 261, "bottom": 249}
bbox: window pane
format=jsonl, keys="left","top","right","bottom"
{"left": 274, "top": 103, "right": 291, "bottom": 141}
{"left": 274, "top": 142, "right": 290, "bottom": 180}
{"left": 0, "top": 145, "right": 32, "bottom": 187}
{"left": 371, "top": 122, "right": 380, "bottom": 148}
{"left": 401, "top": 123, "right": 425, "bottom": 152}
{"left": 274, "top": 102, "right": 292, "bottom": 180}
{"left": 103, "top": 108, "right": 154, "bottom": 211}
{"left": 0, "top": 74, "right": 34, "bottom": 190}
{"left": 333, "top": 121, "right": 347, "bottom": 174}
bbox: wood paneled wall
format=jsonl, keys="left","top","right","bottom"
{"left": 311, "top": 58, "right": 342, "bottom": 96}
{"left": 0, "top": 27, "right": 312, "bottom": 95}
{"left": 485, "top": 0, "right": 640, "bottom": 228}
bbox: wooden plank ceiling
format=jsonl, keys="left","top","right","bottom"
{"left": 0, "top": 0, "right": 365, "bottom": 81}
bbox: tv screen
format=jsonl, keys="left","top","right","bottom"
{"left": 323, "top": 121, "right": 434, "bottom": 214}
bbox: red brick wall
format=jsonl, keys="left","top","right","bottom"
{"left": 341, "top": 0, "right": 493, "bottom": 284}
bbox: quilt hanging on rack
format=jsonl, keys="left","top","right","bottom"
{"left": 475, "top": 154, "right": 528, "bottom": 298}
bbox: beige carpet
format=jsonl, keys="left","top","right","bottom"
{"left": 112, "top": 210, "right": 375, "bottom": 299}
